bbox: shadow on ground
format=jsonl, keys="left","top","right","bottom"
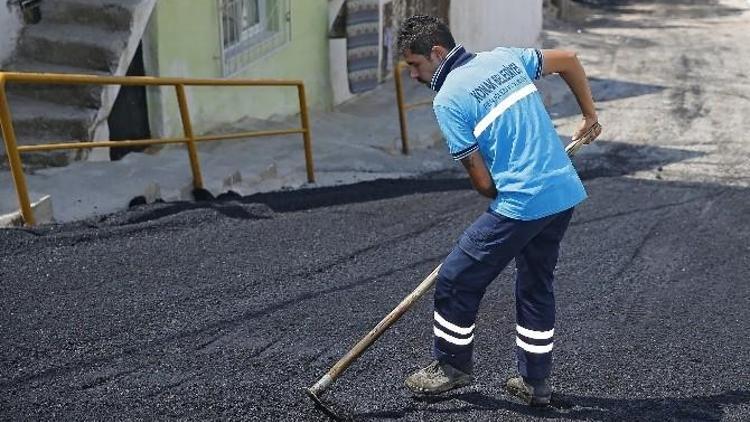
{"left": 548, "top": 77, "right": 666, "bottom": 120}
{"left": 572, "top": 139, "right": 704, "bottom": 180}
{"left": 356, "top": 389, "right": 750, "bottom": 421}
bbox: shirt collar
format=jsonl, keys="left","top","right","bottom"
{"left": 429, "top": 44, "right": 475, "bottom": 92}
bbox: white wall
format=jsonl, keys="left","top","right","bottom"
{"left": 450, "top": 0, "right": 543, "bottom": 51}
{"left": 0, "top": 4, "right": 22, "bottom": 66}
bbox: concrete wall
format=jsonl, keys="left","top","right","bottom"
{"left": 142, "top": 0, "right": 331, "bottom": 138}
{"left": 0, "top": 4, "right": 23, "bottom": 66}
{"left": 449, "top": 0, "right": 543, "bottom": 51}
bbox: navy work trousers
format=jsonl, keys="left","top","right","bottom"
{"left": 432, "top": 207, "right": 574, "bottom": 379}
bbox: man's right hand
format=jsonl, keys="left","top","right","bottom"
{"left": 572, "top": 116, "right": 602, "bottom": 143}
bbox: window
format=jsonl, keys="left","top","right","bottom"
{"left": 219, "top": 0, "right": 291, "bottom": 76}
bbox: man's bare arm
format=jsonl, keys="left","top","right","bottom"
{"left": 460, "top": 151, "right": 497, "bottom": 199}
{"left": 541, "top": 49, "right": 601, "bottom": 141}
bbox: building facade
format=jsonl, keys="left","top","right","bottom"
{"left": 1, "top": 0, "right": 542, "bottom": 164}
{"left": 142, "top": 0, "right": 332, "bottom": 139}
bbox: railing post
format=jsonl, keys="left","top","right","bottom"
{"left": 297, "top": 83, "right": 315, "bottom": 183}
{"left": 175, "top": 84, "right": 204, "bottom": 189}
{"left": 0, "top": 74, "right": 35, "bottom": 226}
{"left": 394, "top": 62, "right": 410, "bottom": 155}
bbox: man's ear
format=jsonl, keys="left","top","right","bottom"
{"left": 430, "top": 45, "right": 449, "bottom": 62}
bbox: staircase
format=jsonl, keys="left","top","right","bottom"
{"left": 0, "top": 0, "right": 156, "bottom": 168}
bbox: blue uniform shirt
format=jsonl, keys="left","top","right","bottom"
{"left": 433, "top": 47, "right": 587, "bottom": 220}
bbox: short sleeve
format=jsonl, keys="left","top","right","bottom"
{"left": 434, "top": 104, "right": 478, "bottom": 161}
{"left": 509, "top": 47, "right": 543, "bottom": 80}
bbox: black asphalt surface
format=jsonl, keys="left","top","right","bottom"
{"left": 2, "top": 165, "right": 749, "bottom": 420}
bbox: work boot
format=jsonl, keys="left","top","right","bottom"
{"left": 505, "top": 376, "right": 552, "bottom": 406}
{"left": 404, "top": 360, "right": 473, "bottom": 395}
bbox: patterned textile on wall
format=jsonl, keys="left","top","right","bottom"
{"left": 346, "top": 0, "right": 380, "bottom": 93}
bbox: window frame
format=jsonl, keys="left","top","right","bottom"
{"left": 218, "top": 0, "right": 290, "bottom": 77}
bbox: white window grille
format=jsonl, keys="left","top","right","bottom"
{"left": 219, "top": 0, "right": 291, "bottom": 76}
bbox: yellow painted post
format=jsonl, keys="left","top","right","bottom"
{"left": 174, "top": 84, "right": 204, "bottom": 189}
{"left": 0, "top": 75, "right": 35, "bottom": 226}
{"left": 394, "top": 62, "right": 410, "bottom": 155}
{"left": 297, "top": 83, "right": 315, "bottom": 183}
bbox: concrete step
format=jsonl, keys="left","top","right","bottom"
{"left": 1, "top": 95, "right": 96, "bottom": 167}
{"left": 2, "top": 94, "right": 95, "bottom": 141}
{"left": 17, "top": 23, "right": 128, "bottom": 72}
{"left": 39, "top": 0, "right": 140, "bottom": 32}
{"left": 2, "top": 60, "right": 108, "bottom": 108}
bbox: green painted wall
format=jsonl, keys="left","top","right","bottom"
{"left": 143, "top": 0, "right": 331, "bottom": 137}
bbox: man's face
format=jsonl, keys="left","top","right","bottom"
{"left": 403, "top": 47, "right": 447, "bottom": 86}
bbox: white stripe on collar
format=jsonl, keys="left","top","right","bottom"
{"left": 430, "top": 44, "right": 464, "bottom": 90}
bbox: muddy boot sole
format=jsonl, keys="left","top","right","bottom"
{"left": 505, "top": 379, "right": 551, "bottom": 407}
{"left": 405, "top": 375, "right": 474, "bottom": 396}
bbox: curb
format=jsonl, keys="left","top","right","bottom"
{"left": 0, "top": 195, "right": 54, "bottom": 227}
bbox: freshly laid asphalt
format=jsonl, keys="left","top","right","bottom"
{"left": 4, "top": 1, "right": 750, "bottom": 420}
{"left": 2, "top": 168, "right": 749, "bottom": 421}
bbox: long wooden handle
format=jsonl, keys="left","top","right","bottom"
{"left": 308, "top": 264, "right": 442, "bottom": 396}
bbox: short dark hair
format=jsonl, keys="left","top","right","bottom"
{"left": 397, "top": 15, "right": 455, "bottom": 57}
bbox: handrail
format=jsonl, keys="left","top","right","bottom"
{"left": 393, "top": 61, "right": 433, "bottom": 155}
{"left": 0, "top": 71, "right": 315, "bottom": 226}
